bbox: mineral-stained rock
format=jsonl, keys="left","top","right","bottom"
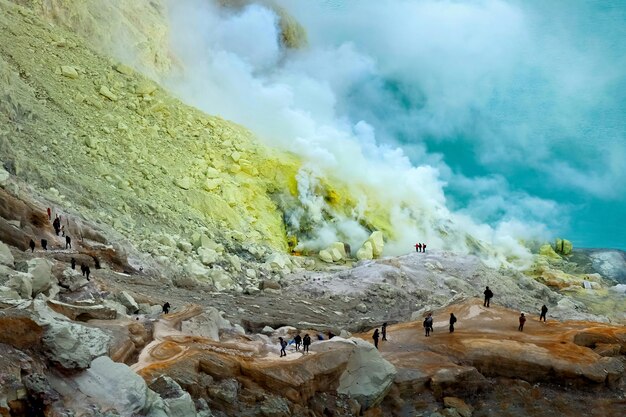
{"left": 260, "top": 396, "right": 291, "bottom": 417}
{"left": 208, "top": 378, "right": 239, "bottom": 405}
{"left": 99, "top": 85, "right": 118, "bottom": 101}
{"left": 58, "top": 267, "right": 89, "bottom": 291}
{"left": 0, "top": 310, "right": 43, "bottom": 349}
{"left": 117, "top": 290, "right": 140, "bottom": 314}
{"left": 181, "top": 306, "right": 232, "bottom": 341}
{"left": 60, "top": 65, "right": 78, "bottom": 78}
{"left": 555, "top": 238, "right": 573, "bottom": 255}
{"left": 443, "top": 397, "right": 473, "bottom": 417}
{"left": 47, "top": 299, "right": 118, "bottom": 321}
{"left": 318, "top": 249, "right": 333, "bottom": 263}
{"left": 356, "top": 241, "right": 374, "bottom": 261}
{"left": 6, "top": 272, "right": 32, "bottom": 299}
{"left": 430, "top": 366, "right": 487, "bottom": 400}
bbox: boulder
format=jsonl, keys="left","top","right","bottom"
{"left": 318, "top": 249, "right": 334, "bottom": 263}
{"left": 174, "top": 177, "right": 192, "bottom": 190}
{"left": 184, "top": 260, "right": 209, "bottom": 280}
{"left": 336, "top": 338, "right": 396, "bottom": 409}
{"left": 198, "top": 247, "right": 219, "bottom": 265}
{"left": 60, "top": 65, "right": 78, "bottom": 78}
{"left": 117, "top": 290, "right": 140, "bottom": 314}
{"left": 0, "top": 310, "right": 44, "bottom": 349}
{"left": 6, "top": 272, "right": 32, "bottom": 299}
{"left": 261, "top": 279, "right": 281, "bottom": 291}
{"left": 58, "top": 267, "right": 89, "bottom": 291}
{"left": 356, "top": 241, "right": 374, "bottom": 261}
{"left": 260, "top": 396, "right": 291, "bottom": 417}
{"left": 47, "top": 299, "right": 117, "bottom": 321}
{"left": 210, "top": 269, "right": 237, "bottom": 292}
{"left": 181, "top": 306, "right": 232, "bottom": 341}
{"left": 430, "top": 366, "right": 487, "bottom": 400}
{"left": 99, "top": 85, "right": 118, "bottom": 101}
{"left": 539, "top": 244, "right": 561, "bottom": 260}
{"left": 266, "top": 253, "right": 291, "bottom": 270}
{"left": 368, "top": 231, "right": 385, "bottom": 257}
{"left": 0, "top": 168, "right": 9, "bottom": 186}
{"left": 208, "top": 378, "right": 239, "bottom": 404}
{"left": 0, "top": 242, "right": 13, "bottom": 267}
{"left": 27, "top": 258, "right": 53, "bottom": 297}
{"left": 149, "top": 376, "right": 197, "bottom": 417}
{"left": 74, "top": 356, "right": 148, "bottom": 415}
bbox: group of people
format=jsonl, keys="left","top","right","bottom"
{"left": 278, "top": 333, "right": 312, "bottom": 357}
{"left": 372, "top": 322, "right": 388, "bottom": 348}
{"left": 414, "top": 243, "right": 427, "bottom": 253}
{"left": 28, "top": 209, "right": 73, "bottom": 252}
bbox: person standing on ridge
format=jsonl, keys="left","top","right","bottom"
{"left": 279, "top": 337, "right": 288, "bottom": 357}
{"left": 381, "top": 322, "right": 388, "bottom": 341}
{"left": 424, "top": 313, "right": 433, "bottom": 337}
{"left": 71, "top": 257, "right": 76, "bottom": 270}
{"left": 65, "top": 235, "right": 71, "bottom": 249}
{"left": 483, "top": 286, "right": 494, "bottom": 307}
{"left": 162, "top": 302, "right": 171, "bottom": 314}
{"left": 540, "top": 305, "right": 548, "bottom": 322}
{"left": 449, "top": 313, "right": 457, "bottom": 333}
{"left": 423, "top": 243, "right": 427, "bottom": 252}
{"left": 372, "top": 328, "right": 380, "bottom": 349}
{"left": 53, "top": 215, "right": 61, "bottom": 236}
{"left": 518, "top": 312, "right": 526, "bottom": 331}
{"left": 47, "top": 207, "right": 51, "bottom": 220}
{"left": 294, "top": 333, "right": 302, "bottom": 351}
{"left": 29, "top": 239, "right": 35, "bottom": 252}
{"left": 85, "top": 266, "right": 91, "bottom": 280}
{"left": 41, "top": 239, "right": 47, "bottom": 251}
{"left": 303, "top": 333, "right": 311, "bottom": 354}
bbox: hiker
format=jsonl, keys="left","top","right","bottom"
{"left": 424, "top": 313, "right": 433, "bottom": 337}
{"left": 303, "top": 334, "right": 311, "bottom": 354}
{"left": 372, "top": 328, "right": 380, "bottom": 349}
{"left": 29, "top": 239, "right": 35, "bottom": 252}
{"left": 449, "top": 313, "right": 457, "bottom": 333}
{"left": 279, "top": 337, "right": 288, "bottom": 357}
{"left": 540, "top": 305, "right": 548, "bottom": 322}
{"left": 328, "top": 331, "right": 335, "bottom": 339}
{"left": 71, "top": 257, "right": 76, "bottom": 270}
{"left": 85, "top": 266, "right": 91, "bottom": 280}
{"left": 317, "top": 333, "right": 324, "bottom": 341}
{"left": 294, "top": 334, "right": 302, "bottom": 351}
{"left": 53, "top": 215, "right": 61, "bottom": 236}
{"left": 162, "top": 302, "right": 171, "bottom": 314}
{"left": 381, "top": 322, "right": 388, "bottom": 341}
{"left": 518, "top": 313, "right": 526, "bottom": 331}
{"left": 423, "top": 243, "right": 427, "bottom": 252}
{"left": 418, "top": 243, "right": 423, "bottom": 252}
{"left": 41, "top": 239, "right": 47, "bottom": 251}
{"left": 80, "top": 263, "right": 86, "bottom": 276}
{"left": 61, "top": 225, "right": 65, "bottom": 237}
{"left": 483, "top": 286, "right": 494, "bottom": 307}
{"left": 47, "top": 207, "right": 51, "bottom": 220}
{"left": 415, "top": 243, "right": 420, "bottom": 252}
{"left": 65, "top": 235, "right": 71, "bottom": 249}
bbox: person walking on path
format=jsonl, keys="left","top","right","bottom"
{"left": 381, "top": 322, "right": 388, "bottom": 341}
{"left": 303, "top": 334, "right": 311, "bottom": 354}
{"left": 85, "top": 266, "right": 91, "bottom": 280}
{"left": 162, "top": 302, "right": 171, "bottom": 314}
{"left": 294, "top": 334, "right": 302, "bottom": 351}
{"left": 47, "top": 207, "right": 51, "bottom": 220}
{"left": 424, "top": 313, "right": 433, "bottom": 337}
{"left": 29, "top": 239, "right": 35, "bottom": 252}
{"left": 279, "top": 337, "right": 288, "bottom": 357}
{"left": 65, "top": 235, "right": 71, "bottom": 249}
{"left": 540, "top": 305, "right": 548, "bottom": 322}
{"left": 71, "top": 257, "right": 76, "bottom": 270}
{"left": 449, "top": 313, "right": 457, "bottom": 333}
{"left": 483, "top": 286, "right": 494, "bottom": 307}
{"left": 518, "top": 313, "right": 526, "bottom": 331}
{"left": 372, "top": 328, "right": 380, "bottom": 349}
{"left": 53, "top": 215, "right": 61, "bottom": 236}
{"left": 41, "top": 239, "right": 47, "bottom": 251}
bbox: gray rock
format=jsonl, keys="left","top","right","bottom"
{"left": 181, "top": 307, "right": 232, "bottom": 341}
{"left": 208, "top": 379, "right": 238, "bottom": 404}
{"left": 149, "top": 376, "right": 197, "bottom": 417}
{"left": 260, "top": 396, "right": 291, "bottom": 417}
{"left": 74, "top": 356, "right": 147, "bottom": 415}
{"left": 59, "top": 267, "right": 89, "bottom": 291}
{"left": 117, "top": 291, "right": 139, "bottom": 314}
{"left": 0, "top": 242, "right": 14, "bottom": 267}
{"left": 27, "top": 258, "right": 53, "bottom": 297}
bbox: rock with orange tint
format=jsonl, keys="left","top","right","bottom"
{"left": 0, "top": 310, "right": 43, "bottom": 349}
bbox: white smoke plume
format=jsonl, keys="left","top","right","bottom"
{"left": 160, "top": 0, "right": 626, "bottom": 261}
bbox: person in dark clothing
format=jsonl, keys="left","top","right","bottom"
{"left": 294, "top": 334, "right": 302, "bottom": 351}
{"left": 449, "top": 313, "right": 457, "bottom": 333}
{"left": 53, "top": 215, "right": 61, "bottom": 236}
{"left": 85, "top": 266, "right": 91, "bottom": 280}
{"left": 483, "top": 286, "right": 493, "bottom": 307}
{"left": 81, "top": 263, "right": 86, "bottom": 276}
{"left": 279, "top": 337, "right": 288, "bottom": 357}
{"left": 415, "top": 243, "right": 420, "bottom": 252}
{"left": 65, "top": 235, "right": 71, "bottom": 249}
{"left": 303, "top": 334, "right": 311, "bottom": 354}
{"left": 423, "top": 243, "right": 427, "bottom": 252}
{"left": 381, "top": 322, "right": 388, "bottom": 341}
{"left": 71, "top": 257, "right": 76, "bottom": 270}
{"left": 162, "top": 302, "right": 171, "bottom": 314}
{"left": 41, "top": 239, "right": 47, "bottom": 251}
{"left": 418, "top": 243, "right": 423, "bottom": 252}
{"left": 424, "top": 313, "right": 433, "bottom": 337}
{"left": 540, "top": 305, "right": 548, "bottom": 322}
{"left": 518, "top": 313, "right": 526, "bottom": 331}
{"left": 29, "top": 239, "right": 35, "bottom": 252}
{"left": 47, "top": 207, "right": 51, "bottom": 220}
{"left": 372, "top": 328, "right": 380, "bottom": 349}
{"left": 317, "top": 333, "right": 324, "bottom": 341}
{"left": 328, "top": 331, "right": 335, "bottom": 339}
